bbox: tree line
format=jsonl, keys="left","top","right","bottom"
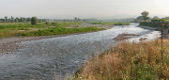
{"left": 0, "top": 16, "right": 49, "bottom": 23}
{"left": 136, "top": 11, "right": 169, "bottom": 22}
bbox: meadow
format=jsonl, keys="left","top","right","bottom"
{"left": 73, "top": 39, "right": 169, "bottom": 80}
{"left": 0, "top": 21, "right": 102, "bottom": 38}
{"left": 0, "top": 21, "right": 131, "bottom": 38}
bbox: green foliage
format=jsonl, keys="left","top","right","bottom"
{"left": 114, "top": 22, "right": 130, "bottom": 25}
{"left": 31, "top": 16, "right": 38, "bottom": 25}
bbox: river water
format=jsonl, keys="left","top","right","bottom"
{"left": 0, "top": 23, "right": 160, "bottom": 80}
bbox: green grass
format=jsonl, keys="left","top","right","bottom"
{"left": 0, "top": 22, "right": 49, "bottom": 38}
{"left": 18, "top": 27, "right": 105, "bottom": 36}
{"left": 0, "top": 22, "right": 46, "bottom": 30}
{"left": 0, "top": 21, "right": 86, "bottom": 38}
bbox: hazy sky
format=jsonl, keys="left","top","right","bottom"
{"left": 0, "top": 0, "right": 169, "bottom": 19}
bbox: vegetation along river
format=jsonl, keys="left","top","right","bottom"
{"left": 0, "top": 23, "right": 160, "bottom": 80}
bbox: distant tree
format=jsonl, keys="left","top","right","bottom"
{"left": 77, "top": 18, "right": 80, "bottom": 21}
{"left": 141, "top": 11, "right": 150, "bottom": 21}
{"left": 137, "top": 16, "right": 143, "bottom": 20}
{"left": 0, "top": 19, "right": 5, "bottom": 23}
{"left": 11, "top": 16, "right": 14, "bottom": 23}
{"left": 15, "top": 17, "right": 19, "bottom": 23}
{"left": 75, "top": 17, "right": 77, "bottom": 21}
{"left": 153, "top": 16, "right": 158, "bottom": 19}
{"left": 5, "top": 16, "right": 8, "bottom": 22}
{"left": 27, "top": 18, "right": 31, "bottom": 22}
{"left": 8, "top": 18, "right": 11, "bottom": 23}
{"left": 31, "top": 16, "right": 38, "bottom": 25}
{"left": 38, "top": 19, "right": 42, "bottom": 23}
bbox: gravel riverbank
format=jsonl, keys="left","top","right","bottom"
{"left": 0, "top": 28, "right": 111, "bottom": 54}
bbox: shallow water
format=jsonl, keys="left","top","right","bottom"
{"left": 0, "top": 23, "right": 160, "bottom": 80}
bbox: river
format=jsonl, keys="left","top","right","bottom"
{"left": 0, "top": 23, "right": 160, "bottom": 80}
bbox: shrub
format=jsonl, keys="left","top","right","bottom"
{"left": 31, "top": 16, "right": 38, "bottom": 25}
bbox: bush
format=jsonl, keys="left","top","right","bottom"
{"left": 45, "top": 22, "right": 50, "bottom": 25}
{"left": 51, "top": 22, "right": 57, "bottom": 26}
{"left": 31, "top": 16, "right": 38, "bottom": 25}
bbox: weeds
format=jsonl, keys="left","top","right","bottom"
{"left": 73, "top": 39, "right": 169, "bottom": 80}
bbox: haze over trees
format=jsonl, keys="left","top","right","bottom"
{"left": 0, "top": 16, "right": 48, "bottom": 23}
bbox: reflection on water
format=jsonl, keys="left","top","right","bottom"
{"left": 0, "top": 23, "right": 160, "bottom": 79}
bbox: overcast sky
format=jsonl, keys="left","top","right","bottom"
{"left": 0, "top": 0, "right": 169, "bottom": 19}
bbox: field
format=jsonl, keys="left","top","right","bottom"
{"left": 73, "top": 39, "right": 169, "bottom": 80}
{"left": 0, "top": 21, "right": 130, "bottom": 38}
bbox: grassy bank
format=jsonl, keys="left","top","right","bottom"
{"left": 73, "top": 39, "right": 169, "bottom": 80}
{"left": 19, "top": 27, "right": 105, "bottom": 36}
{"left": 0, "top": 21, "right": 97, "bottom": 38}
{"left": 88, "top": 22, "right": 130, "bottom": 25}
{"left": 140, "top": 19, "right": 169, "bottom": 29}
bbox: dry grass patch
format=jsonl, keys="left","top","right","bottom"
{"left": 73, "top": 39, "right": 169, "bottom": 80}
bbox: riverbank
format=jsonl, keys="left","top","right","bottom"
{"left": 73, "top": 39, "right": 169, "bottom": 80}
{"left": 0, "top": 28, "right": 108, "bottom": 54}
{"left": 138, "top": 25, "right": 169, "bottom": 38}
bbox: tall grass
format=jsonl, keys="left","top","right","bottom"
{"left": 73, "top": 39, "right": 169, "bottom": 80}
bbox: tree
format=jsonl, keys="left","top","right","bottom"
{"left": 11, "top": 16, "right": 14, "bottom": 23}
{"left": 153, "top": 16, "right": 158, "bottom": 19}
{"left": 5, "top": 16, "right": 8, "bottom": 22}
{"left": 27, "top": 18, "right": 31, "bottom": 22}
{"left": 15, "top": 17, "right": 19, "bottom": 23}
{"left": 31, "top": 16, "right": 38, "bottom": 25}
{"left": 141, "top": 11, "right": 150, "bottom": 21}
{"left": 75, "top": 17, "right": 77, "bottom": 21}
